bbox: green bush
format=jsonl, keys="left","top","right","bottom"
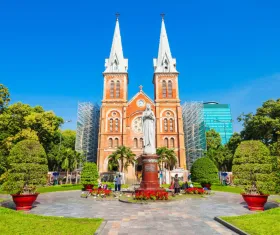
{"left": 232, "top": 140, "right": 275, "bottom": 194}
{"left": 2, "top": 140, "right": 48, "bottom": 194}
{"left": 191, "top": 157, "right": 219, "bottom": 184}
{"left": 80, "top": 162, "right": 99, "bottom": 186}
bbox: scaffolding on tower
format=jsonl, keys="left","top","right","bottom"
{"left": 182, "top": 101, "right": 207, "bottom": 170}
{"left": 75, "top": 102, "right": 100, "bottom": 162}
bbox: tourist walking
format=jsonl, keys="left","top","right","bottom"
{"left": 174, "top": 174, "right": 180, "bottom": 194}
{"left": 117, "top": 175, "right": 122, "bottom": 191}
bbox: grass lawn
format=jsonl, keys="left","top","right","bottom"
{"left": 37, "top": 184, "right": 83, "bottom": 193}
{"left": 0, "top": 207, "right": 103, "bottom": 235}
{"left": 192, "top": 182, "right": 243, "bottom": 194}
{"left": 221, "top": 208, "right": 280, "bottom": 235}
{"left": 0, "top": 184, "right": 84, "bottom": 194}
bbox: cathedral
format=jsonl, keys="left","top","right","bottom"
{"left": 97, "top": 16, "right": 186, "bottom": 181}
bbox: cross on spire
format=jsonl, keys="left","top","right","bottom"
{"left": 116, "top": 12, "right": 120, "bottom": 21}
{"left": 139, "top": 85, "right": 143, "bottom": 91}
{"left": 160, "top": 13, "right": 165, "bottom": 20}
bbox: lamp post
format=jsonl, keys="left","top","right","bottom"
{"left": 59, "top": 120, "right": 72, "bottom": 151}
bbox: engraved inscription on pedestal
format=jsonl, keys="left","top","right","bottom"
{"left": 142, "top": 159, "right": 158, "bottom": 163}
{"left": 145, "top": 164, "right": 156, "bottom": 172}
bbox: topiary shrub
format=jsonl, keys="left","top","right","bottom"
{"left": 80, "top": 162, "right": 99, "bottom": 186}
{"left": 191, "top": 157, "right": 219, "bottom": 184}
{"left": 232, "top": 140, "right": 275, "bottom": 195}
{"left": 2, "top": 140, "right": 48, "bottom": 194}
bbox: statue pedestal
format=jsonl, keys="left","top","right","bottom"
{"left": 136, "top": 154, "right": 164, "bottom": 193}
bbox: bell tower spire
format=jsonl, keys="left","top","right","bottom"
{"left": 153, "top": 14, "right": 177, "bottom": 73}
{"left": 104, "top": 13, "right": 128, "bottom": 73}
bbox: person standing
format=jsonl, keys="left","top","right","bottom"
{"left": 113, "top": 175, "right": 118, "bottom": 191}
{"left": 174, "top": 174, "right": 180, "bottom": 194}
{"left": 117, "top": 175, "right": 122, "bottom": 191}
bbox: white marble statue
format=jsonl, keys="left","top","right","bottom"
{"left": 142, "top": 104, "right": 156, "bottom": 154}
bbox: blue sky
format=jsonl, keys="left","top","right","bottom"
{"left": 1, "top": 0, "right": 279, "bottom": 131}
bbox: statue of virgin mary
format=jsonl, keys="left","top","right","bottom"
{"left": 142, "top": 104, "right": 156, "bottom": 154}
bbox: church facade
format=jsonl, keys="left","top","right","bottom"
{"left": 97, "top": 17, "right": 186, "bottom": 181}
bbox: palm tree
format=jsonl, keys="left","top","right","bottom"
{"left": 108, "top": 146, "right": 136, "bottom": 172}
{"left": 156, "top": 147, "right": 178, "bottom": 170}
{"left": 61, "top": 148, "right": 84, "bottom": 184}
{"left": 156, "top": 146, "right": 169, "bottom": 170}
{"left": 108, "top": 152, "right": 119, "bottom": 171}
{"left": 61, "top": 148, "right": 72, "bottom": 184}
{"left": 165, "top": 148, "right": 177, "bottom": 170}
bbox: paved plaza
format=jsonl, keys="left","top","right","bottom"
{"left": 0, "top": 191, "right": 260, "bottom": 235}
{"left": 1, "top": 190, "right": 278, "bottom": 234}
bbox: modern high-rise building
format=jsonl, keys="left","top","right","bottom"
{"left": 203, "top": 102, "right": 233, "bottom": 145}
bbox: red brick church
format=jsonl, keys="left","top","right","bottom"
{"left": 97, "top": 17, "right": 186, "bottom": 181}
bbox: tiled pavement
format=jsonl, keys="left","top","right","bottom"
{"left": 1, "top": 191, "right": 279, "bottom": 235}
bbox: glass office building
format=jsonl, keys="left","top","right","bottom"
{"left": 203, "top": 102, "right": 233, "bottom": 145}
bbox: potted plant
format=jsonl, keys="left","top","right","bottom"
{"left": 81, "top": 162, "right": 99, "bottom": 190}
{"left": 191, "top": 157, "right": 219, "bottom": 190}
{"left": 1, "top": 140, "right": 48, "bottom": 210}
{"left": 232, "top": 140, "right": 275, "bottom": 211}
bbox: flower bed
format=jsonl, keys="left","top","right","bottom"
{"left": 135, "top": 190, "right": 168, "bottom": 200}
{"left": 90, "top": 189, "right": 112, "bottom": 196}
{"left": 185, "top": 187, "right": 206, "bottom": 194}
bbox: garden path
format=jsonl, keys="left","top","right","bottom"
{"left": 1, "top": 191, "right": 279, "bottom": 235}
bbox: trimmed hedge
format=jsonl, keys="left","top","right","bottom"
{"left": 80, "top": 162, "right": 99, "bottom": 186}
{"left": 191, "top": 157, "right": 218, "bottom": 184}
{"left": 232, "top": 140, "right": 275, "bottom": 194}
{"left": 2, "top": 140, "right": 48, "bottom": 194}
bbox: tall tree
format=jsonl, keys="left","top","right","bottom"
{"left": 0, "top": 102, "right": 63, "bottom": 172}
{"left": 238, "top": 99, "right": 280, "bottom": 146}
{"left": 0, "top": 84, "right": 10, "bottom": 114}
{"left": 205, "top": 129, "right": 233, "bottom": 171}
{"left": 206, "top": 129, "right": 222, "bottom": 150}
{"left": 226, "top": 132, "right": 242, "bottom": 154}
{"left": 107, "top": 146, "right": 136, "bottom": 172}
{"left": 60, "top": 130, "right": 76, "bottom": 150}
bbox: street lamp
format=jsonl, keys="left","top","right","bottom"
{"left": 59, "top": 120, "right": 72, "bottom": 151}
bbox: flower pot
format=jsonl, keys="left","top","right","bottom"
{"left": 241, "top": 193, "right": 269, "bottom": 211}
{"left": 201, "top": 183, "right": 211, "bottom": 190}
{"left": 84, "top": 184, "right": 94, "bottom": 191}
{"left": 11, "top": 193, "right": 39, "bottom": 211}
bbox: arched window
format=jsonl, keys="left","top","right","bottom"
{"left": 170, "top": 138, "right": 175, "bottom": 148}
{"left": 108, "top": 138, "right": 113, "bottom": 148}
{"left": 115, "top": 119, "right": 119, "bottom": 132}
{"left": 168, "top": 81, "right": 172, "bottom": 98}
{"left": 162, "top": 80, "right": 167, "bottom": 98}
{"left": 110, "top": 80, "right": 115, "bottom": 98}
{"left": 116, "top": 81, "right": 120, "bottom": 98}
{"left": 164, "top": 138, "right": 168, "bottom": 147}
{"left": 114, "top": 138, "right": 119, "bottom": 148}
{"left": 133, "top": 138, "right": 138, "bottom": 148}
{"left": 164, "top": 118, "right": 168, "bottom": 132}
{"left": 109, "top": 118, "right": 113, "bottom": 132}
{"left": 169, "top": 118, "right": 174, "bottom": 132}
{"left": 140, "top": 138, "right": 144, "bottom": 148}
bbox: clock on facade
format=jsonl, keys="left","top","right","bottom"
{"left": 137, "top": 99, "right": 145, "bottom": 107}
